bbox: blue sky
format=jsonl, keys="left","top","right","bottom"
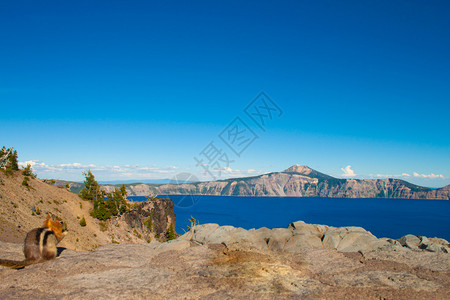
{"left": 0, "top": 0, "right": 449, "bottom": 187}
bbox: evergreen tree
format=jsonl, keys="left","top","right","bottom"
{"left": 104, "top": 184, "right": 128, "bottom": 217}
{"left": 1, "top": 147, "right": 18, "bottom": 174}
{"left": 90, "top": 199, "right": 111, "bottom": 221}
{"left": 80, "top": 170, "right": 101, "bottom": 201}
{"left": 80, "top": 171, "right": 129, "bottom": 221}
{"left": 9, "top": 150, "right": 19, "bottom": 170}
{"left": 166, "top": 223, "right": 176, "bottom": 241}
{"left": 22, "top": 164, "right": 36, "bottom": 177}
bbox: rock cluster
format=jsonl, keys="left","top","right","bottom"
{"left": 182, "top": 221, "right": 450, "bottom": 254}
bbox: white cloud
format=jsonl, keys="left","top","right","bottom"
{"left": 59, "top": 163, "right": 96, "bottom": 169}
{"left": 370, "top": 173, "right": 411, "bottom": 178}
{"left": 197, "top": 166, "right": 262, "bottom": 181}
{"left": 18, "top": 160, "right": 45, "bottom": 168}
{"left": 18, "top": 160, "right": 182, "bottom": 181}
{"left": 341, "top": 165, "right": 356, "bottom": 177}
{"left": 413, "top": 172, "right": 444, "bottom": 179}
{"left": 223, "top": 167, "right": 233, "bottom": 172}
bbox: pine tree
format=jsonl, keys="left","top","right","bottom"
{"left": 9, "top": 150, "right": 19, "bottom": 171}
{"left": 166, "top": 223, "right": 176, "bottom": 241}
{"left": 22, "top": 164, "right": 36, "bottom": 177}
{"left": 80, "top": 170, "right": 101, "bottom": 201}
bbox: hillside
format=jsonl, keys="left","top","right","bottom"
{"left": 0, "top": 171, "right": 176, "bottom": 250}
{"left": 90, "top": 165, "right": 450, "bottom": 200}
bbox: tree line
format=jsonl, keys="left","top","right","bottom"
{"left": 79, "top": 170, "right": 129, "bottom": 221}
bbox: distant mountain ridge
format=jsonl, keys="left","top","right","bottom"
{"left": 91, "top": 165, "right": 449, "bottom": 200}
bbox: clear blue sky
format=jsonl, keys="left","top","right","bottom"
{"left": 1, "top": 0, "right": 449, "bottom": 187}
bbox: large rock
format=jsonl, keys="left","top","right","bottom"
{"left": 398, "top": 234, "right": 421, "bottom": 250}
{"left": 284, "top": 234, "right": 323, "bottom": 252}
{"left": 190, "top": 223, "right": 220, "bottom": 243}
{"left": 322, "top": 226, "right": 378, "bottom": 252}
{"left": 187, "top": 224, "right": 268, "bottom": 250}
{"left": 361, "top": 238, "right": 406, "bottom": 253}
{"left": 417, "top": 236, "right": 450, "bottom": 253}
{"left": 266, "top": 228, "right": 293, "bottom": 251}
{"left": 289, "top": 220, "right": 333, "bottom": 238}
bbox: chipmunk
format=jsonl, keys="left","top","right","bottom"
{"left": 0, "top": 214, "right": 68, "bottom": 269}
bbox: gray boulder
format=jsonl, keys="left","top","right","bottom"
{"left": 422, "top": 243, "right": 449, "bottom": 253}
{"left": 322, "top": 226, "right": 378, "bottom": 252}
{"left": 396, "top": 234, "right": 450, "bottom": 253}
{"left": 284, "top": 234, "right": 323, "bottom": 252}
{"left": 187, "top": 224, "right": 268, "bottom": 250}
{"left": 398, "top": 234, "right": 421, "bottom": 250}
{"left": 190, "top": 223, "right": 220, "bottom": 244}
{"left": 289, "top": 220, "right": 333, "bottom": 238}
{"left": 267, "top": 228, "right": 293, "bottom": 251}
{"left": 428, "top": 237, "right": 450, "bottom": 246}
{"left": 360, "top": 238, "right": 406, "bottom": 253}
{"left": 417, "top": 236, "right": 450, "bottom": 253}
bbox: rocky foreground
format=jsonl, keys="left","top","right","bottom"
{"left": 0, "top": 221, "right": 449, "bottom": 299}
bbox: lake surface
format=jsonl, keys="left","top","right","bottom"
{"left": 128, "top": 195, "right": 450, "bottom": 240}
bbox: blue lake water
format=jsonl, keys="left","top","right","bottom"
{"left": 128, "top": 195, "right": 450, "bottom": 240}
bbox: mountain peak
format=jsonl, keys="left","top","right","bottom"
{"left": 283, "top": 165, "right": 313, "bottom": 175}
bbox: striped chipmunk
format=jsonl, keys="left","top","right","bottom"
{"left": 0, "top": 214, "right": 68, "bottom": 269}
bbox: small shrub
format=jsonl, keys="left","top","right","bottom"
{"left": 21, "top": 164, "right": 36, "bottom": 178}
{"left": 133, "top": 229, "right": 142, "bottom": 238}
{"left": 31, "top": 206, "right": 41, "bottom": 215}
{"left": 79, "top": 216, "right": 87, "bottom": 227}
{"left": 111, "top": 238, "right": 119, "bottom": 244}
{"left": 53, "top": 200, "right": 61, "bottom": 205}
{"left": 22, "top": 176, "right": 30, "bottom": 189}
{"left": 99, "top": 222, "right": 107, "bottom": 232}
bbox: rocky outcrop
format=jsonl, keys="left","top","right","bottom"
{"left": 1, "top": 220, "right": 449, "bottom": 299}
{"left": 182, "top": 220, "right": 449, "bottom": 254}
{"left": 98, "top": 166, "right": 450, "bottom": 200}
{"left": 108, "top": 198, "right": 176, "bottom": 243}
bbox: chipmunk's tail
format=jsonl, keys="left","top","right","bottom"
{"left": 0, "top": 258, "right": 34, "bottom": 269}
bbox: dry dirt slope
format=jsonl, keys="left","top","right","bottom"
{"left": 0, "top": 171, "right": 166, "bottom": 251}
